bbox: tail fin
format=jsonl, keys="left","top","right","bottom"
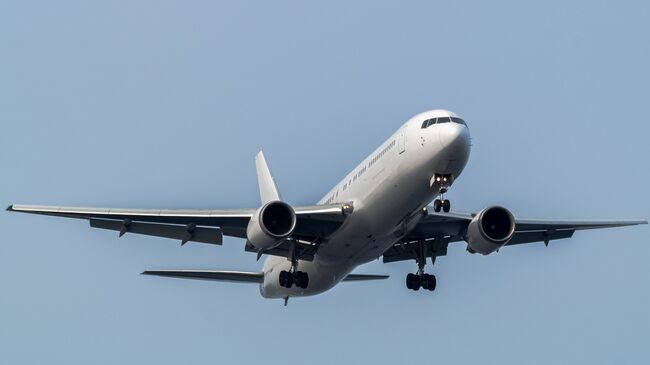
{"left": 255, "top": 151, "right": 281, "bottom": 204}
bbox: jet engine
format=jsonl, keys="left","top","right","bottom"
{"left": 246, "top": 201, "right": 297, "bottom": 250}
{"left": 465, "top": 206, "right": 515, "bottom": 255}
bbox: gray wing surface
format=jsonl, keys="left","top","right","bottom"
{"left": 383, "top": 209, "right": 646, "bottom": 263}
{"left": 7, "top": 203, "right": 349, "bottom": 253}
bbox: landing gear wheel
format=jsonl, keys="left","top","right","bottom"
{"left": 412, "top": 276, "right": 421, "bottom": 291}
{"left": 406, "top": 273, "right": 421, "bottom": 291}
{"left": 422, "top": 274, "right": 436, "bottom": 291}
{"left": 294, "top": 271, "right": 309, "bottom": 289}
{"left": 406, "top": 273, "right": 417, "bottom": 290}
{"left": 433, "top": 199, "right": 442, "bottom": 213}
{"left": 405, "top": 240, "right": 438, "bottom": 292}
{"left": 421, "top": 274, "right": 430, "bottom": 290}
{"left": 442, "top": 199, "right": 451, "bottom": 213}
{"left": 279, "top": 270, "right": 294, "bottom": 288}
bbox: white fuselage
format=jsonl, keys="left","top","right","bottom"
{"left": 260, "top": 110, "right": 471, "bottom": 298}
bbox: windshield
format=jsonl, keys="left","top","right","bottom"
{"left": 421, "top": 117, "right": 466, "bottom": 128}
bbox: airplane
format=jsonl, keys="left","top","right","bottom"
{"left": 7, "top": 109, "right": 647, "bottom": 305}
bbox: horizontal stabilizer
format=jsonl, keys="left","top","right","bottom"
{"left": 141, "top": 270, "right": 263, "bottom": 283}
{"left": 343, "top": 274, "right": 389, "bottom": 282}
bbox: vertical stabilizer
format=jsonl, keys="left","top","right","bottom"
{"left": 255, "top": 151, "right": 281, "bottom": 204}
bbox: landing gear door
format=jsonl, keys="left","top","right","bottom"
{"left": 398, "top": 131, "right": 406, "bottom": 154}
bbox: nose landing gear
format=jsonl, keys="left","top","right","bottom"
{"left": 433, "top": 198, "right": 450, "bottom": 213}
{"left": 432, "top": 174, "right": 452, "bottom": 213}
{"left": 406, "top": 239, "right": 437, "bottom": 292}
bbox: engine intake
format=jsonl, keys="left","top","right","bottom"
{"left": 465, "top": 206, "right": 515, "bottom": 255}
{"left": 246, "top": 201, "right": 296, "bottom": 250}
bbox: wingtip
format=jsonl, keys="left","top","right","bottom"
{"left": 6, "top": 204, "right": 13, "bottom": 212}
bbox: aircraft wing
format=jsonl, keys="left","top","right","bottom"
{"left": 6, "top": 203, "right": 349, "bottom": 253}
{"left": 382, "top": 210, "right": 646, "bottom": 263}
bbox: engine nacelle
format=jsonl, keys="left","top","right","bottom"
{"left": 246, "top": 201, "right": 297, "bottom": 250}
{"left": 465, "top": 206, "right": 515, "bottom": 255}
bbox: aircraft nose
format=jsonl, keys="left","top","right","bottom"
{"left": 438, "top": 122, "right": 470, "bottom": 153}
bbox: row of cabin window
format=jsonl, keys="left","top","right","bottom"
{"left": 325, "top": 189, "right": 338, "bottom": 204}
{"left": 327, "top": 139, "right": 397, "bottom": 202}
{"left": 421, "top": 116, "right": 466, "bottom": 129}
{"left": 369, "top": 139, "right": 396, "bottom": 167}
{"left": 354, "top": 166, "right": 367, "bottom": 182}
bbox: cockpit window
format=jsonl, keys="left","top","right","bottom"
{"left": 451, "top": 117, "right": 466, "bottom": 126}
{"left": 421, "top": 116, "right": 466, "bottom": 128}
{"left": 421, "top": 118, "right": 435, "bottom": 128}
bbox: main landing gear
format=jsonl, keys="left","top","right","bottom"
{"left": 279, "top": 270, "right": 309, "bottom": 289}
{"left": 406, "top": 239, "right": 437, "bottom": 292}
{"left": 278, "top": 248, "right": 309, "bottom": 289}
{"left": 406, "top": 272, "right": 436, "bottom": 291}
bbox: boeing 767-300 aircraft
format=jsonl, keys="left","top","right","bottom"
{"left": 8, "top": 109, "right": 646, "bottom": 304}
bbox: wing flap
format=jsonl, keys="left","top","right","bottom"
{"left": 506, "top": 229, "right": 574, "bottom": 246}
{"left": 90, "top": 218, "right": 223, "bottom": 245}
{"left": 141, "top": 270, "right": 263, "bottom": 283}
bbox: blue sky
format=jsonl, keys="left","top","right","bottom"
{"left": 1, "top": 1, "right": 648, "bottom": 364}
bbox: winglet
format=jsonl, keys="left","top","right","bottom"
{"left": 255, "top": 151, "right": 281, "bottom": 204}
{"left": 6, "top": 205, "right": 13, "bottom": 212}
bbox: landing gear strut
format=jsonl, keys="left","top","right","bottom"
{"left": 279, "top": 241, "right": 309, "bottom": 289}
{"left": 406, "top": 240, "right": 437, "bottom": 292}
